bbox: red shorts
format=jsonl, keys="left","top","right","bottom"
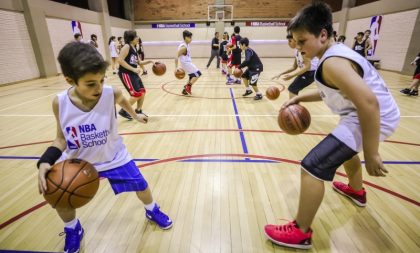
{"left": 413, "top": 73, "right": 420, "bottom": 80}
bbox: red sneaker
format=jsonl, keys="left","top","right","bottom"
{"left": 264, "top": 220, "right": 312, "bottom": 249}
{"left": 332, "top": 181, "right": 366, "bottom": 207}
{"left": 184, "top": 84, "right": 192, "bottom": 95}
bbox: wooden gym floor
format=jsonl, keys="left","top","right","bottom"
{"left": 0, "top": 58, "right": 419, "bottom": 252}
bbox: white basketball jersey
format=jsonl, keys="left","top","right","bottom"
{"left": 178, "top": 42, "right": 198, "bottom": 74}
{"left": 315, "top": 43, "right": 400, "bottom": 122}
{"left": 57, "top": 85, "right": 131, "bottom": 172}
{"left": 296, "top": 49, "right": 319, "bottom": 71}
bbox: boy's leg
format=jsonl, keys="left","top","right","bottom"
{"left": 242, "top": 71, "right": 253, "bottom": 96}
{"left": 57, "top": 208, "right": 84, "bottom": 253}
{"left": 332, "top": 154, "right": 367, "bottom": 206}
{"left": 135, "top": 186, "right": 153, "bottom": 204}
{"left": 295, "top": 170, "right": 324, "bottom": 232}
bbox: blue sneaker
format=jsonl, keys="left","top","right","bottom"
{"left": 226, "top": 77, "right": 234, "bottom": 84}
{"left": 61, "top": 220, "right": 84, "bottom": 253}
{"left": 145, "top": 204, "right": 173, "bottom": 229}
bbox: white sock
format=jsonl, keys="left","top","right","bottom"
{"left": 64, "top": 218, "right": 78, "bottom": 229}
{"left": 247, "top": 87, "right": 252, "bottom": 91}
{"left": 144, "top": 201, "right": 156, "bottom": 211}
{"left": 257, "top": 91, "right": 262, "bottom": 95}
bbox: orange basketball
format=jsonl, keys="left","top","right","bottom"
{"left": 266, "top": 86, "right": 281, "bottom": 100}
{"left": 278, "top": 104, "right": 311, "bottom": 135}
{"left": 175, "top": 68, "right": 186, "bottom": 79}
{"left": 44, "top": 159, "right": 99, "bottom": 209}
{"left": 233, "top": 68, "right": 243, "bottom": 78}
{"left": 152, "top": 62, "right": 166, "bottom": 76}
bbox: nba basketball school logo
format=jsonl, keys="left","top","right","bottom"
{"left": 66, "top": 126, "right": 80, "bottom": 149}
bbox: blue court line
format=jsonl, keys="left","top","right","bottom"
{"left": 0, "top": 156, "right": 419, "bottom": 165}
{"left": 229, "top": 88, "right": 249, "bottom": 158}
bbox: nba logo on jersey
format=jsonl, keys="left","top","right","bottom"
{"left": 66, "top": 126, "right": 80, "bottom": 149}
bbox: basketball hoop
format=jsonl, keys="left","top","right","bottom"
{"left": 208, "top": 5, "right": 233, "bottom": 22}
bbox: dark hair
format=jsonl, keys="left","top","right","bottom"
{"left": 286, "top": 34, "right": 293, "bottom": 39}
{"left": 287, "top": 1, "right": 333, "bottom": 38}
{"left": 365, "top": 29, "right": 371, "bottom": 33}
{"left": 138, "top": 37, "right": 142, "bottom": 43}
{"left": 183, "top": 30, "right": 192, "bottom": 39}
{"left": 215, "top": 32, "right": 219, "bottom": 36}
{"left": 224, "top": 32, "right": 229, "bottom": 40}
{"left": 357, "top": 32, "right": 364, "bottom": 36}
{"left": 117, "top": 36, "right": 122, "bottom": 41}
{"left": 108, "top": 36, "right": 115, "bottom": 45}
{"left": 91, "top": 34, "right": 97, "bottom": 40}
{"left": 124, "top": 30, "right": 137, "bottom": 44}
{"left": 338, "top": 35, "right": 346, "bottom": 42}
{"left": 234, "top": 26, "right": 240, "bottom": 33}
{"left": 239, "top": 37, "right": 249, "bottom": 47}
{"left": 58, "top": 42, "right": 109, "bottom": 83}
{"left": 74, "top": 33, "right": 81, "bottom": 40}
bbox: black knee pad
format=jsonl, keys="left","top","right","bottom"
{"left": 301, "top": 134, "right": 357, "bottom": 181}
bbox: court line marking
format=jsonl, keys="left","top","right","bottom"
{"left": 0, "top": 93, "right": 57, "bottom": 112}
{"left": 1, "top": 153, "right": 418, "bottom": 232}
{"left": 229, "top": 88, "right": 249, "bottom": 156}
{"left": 0, "top": 114, "right": 419, "bottom": 118}
{"left": 1, "top": 129, "right": 420, "bottom": 150}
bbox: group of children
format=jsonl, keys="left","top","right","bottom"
{"left": 36, "top": 1, "right": 405, "bottom": 252}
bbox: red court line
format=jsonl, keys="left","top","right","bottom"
{"left": 0, "top": 153, "right": 418, "bottom": 231}
{"left": 0, "top": 201, "right": 48, "bottom": 230}
{"left": 1, "top": 129, "right": 420, "bottom": 150}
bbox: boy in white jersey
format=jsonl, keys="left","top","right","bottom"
{"left": 264, "top": 2, "right": 399, "bottom": 249}
{"left": 37, "top": 42, "right": 172, "bottom": 253}
{"left": 175, "top": 30, "right": 202, "bottom": 95}
{"left": 272, "top": 33, "right": 319, "bottom": 98}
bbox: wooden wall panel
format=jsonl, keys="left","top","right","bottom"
{"left": 135, "top": 0, "right": 345, "bottom": 21}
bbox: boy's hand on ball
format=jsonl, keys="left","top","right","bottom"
{"left": 38, "top": 163, "right": 52, "bottom": 194}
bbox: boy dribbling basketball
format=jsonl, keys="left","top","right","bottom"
{"left": 175, "top": 30, "right": 202, "bottom": 95}
{"left": 264, "top": 2, "right": 400, "bottom": 249}
{"left": 37, "top": 42, "right": 172, "bottom": 253}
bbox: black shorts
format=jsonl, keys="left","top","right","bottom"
{"left": 231, "top": 53, "right": 241, "bottom": 66}
{"left": 288, "top": 70, "right": 315, "bottom": 95}
{"left": 188, "top": 70, "right": 202, "bottom": 81}
{"left": 301, "top": 134, "right": 358, "bottom": 181}
{"left": 118, "top": 71, "right": 145, "bottom": 98}
{"left": 242, "top": 69, "right": 261, "bottom": 86}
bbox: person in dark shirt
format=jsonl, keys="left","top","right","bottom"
{"left": 219, "top": 32, "right": 229, "bottom": 75}
{"left": 226, "top": 26, "right": 242, "bottom": 84}
{"left": 352, "top": 32, "right": 367, "bottom": 57}
{"left": 206, "top": 32, "right": 220, "bottom": 69}
{"left": 400, "top": 52, "right": 420, "bottom": 96}
{"left": 237, "top": 37, "right": 264, "bottom": 100}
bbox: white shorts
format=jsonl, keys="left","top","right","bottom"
{"left": 181, "top": 62, "right": 199, "bottom": 74}
{"left": 332, "top": 115, "right": 400, "bottom": 152}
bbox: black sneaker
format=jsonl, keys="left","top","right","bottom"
{"left": 141, "top": 71, "right": 148, "bottom": 76}
{"left": 254, "top": 94, "right": 263, "bottom": 100}
{"left": 135, "top": 109, "right": 148, "bottom": 117}
{"left": 242, "top": 90, "right": 253, "bottom": 97}
{"left": 118, "top": 109, "right": 132, "bottom": 120}
{"left": 182, "top": 89, "right": 188, "bottom": 95}
{"left": 410, "top": 90, "right": 418, "bottom": 96}
{"left": 400, "top": 88, "right": 410, "bottom": 95}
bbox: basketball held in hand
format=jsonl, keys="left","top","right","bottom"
{"left": 266, "top": 86, "right": 281, "bottom": 100}
{"left": 175, "top": 68, "right": 186, "bottom": 79}
{"left": 152, "top": 62, "right": 166, "bottom": 76}
{"left": 44, "top": 159, "right": 99, "bottom": 209}
{"left": 278, "top": 104, "right": 311, "bottom": 135}
{"left": 233, "top": 68, "right": 243, "bottom": 78}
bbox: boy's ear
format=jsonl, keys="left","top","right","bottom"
{"left": 64, "top": 76, "right": 76, "bottom": 85}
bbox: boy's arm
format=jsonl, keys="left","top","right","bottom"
{"left": 175, "top": 47, "right": 186, "bottom": 69}
{"left": 282, "top": 56, "right": 311, "bottom": 80}
{"left": 113, "top": 87, "right": 147, "bottom": 123}
{"left": 118, "top": 45, "right": 140, "bottom": 74}
{"left": 365, "top": 38, "right": 372, "bottom": 56}
{"left": 38, "top": 97, "right": 67, "bottom": 194}
{"left": 239, "top": 49, "right": 251, "bottom": 69}
{"left": 281, "top": 90, "right": 322, "bottom": 108}
{"left": 322, "top": 57, "right": 386, "bottom": 177}
{"left": 272, "top": 59, "right": 297, "bottom": 79}
{"left": 138, "top": 60, "right": 153, "bottom": 66}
